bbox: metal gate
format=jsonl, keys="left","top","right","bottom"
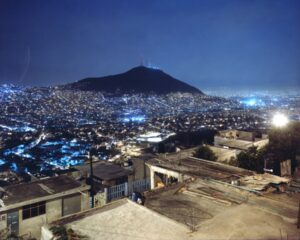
{"left": 106, "top": 179, "right": 150, "bottom": 202}
{"left": 129, "top": 179, "right": 150, "bottom": 195}
{"left": 7, "top": 210, "right": 19, "bottom": 236}
{"left": 107, "top": 183, "right": 127, "bottom": 202}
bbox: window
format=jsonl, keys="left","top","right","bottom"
{"left": 22, "top": 201, "right": 46, "bottom": 220}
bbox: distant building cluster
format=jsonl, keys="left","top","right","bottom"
{"left": 0, "top": 85, "right": 300, "bottom": 239}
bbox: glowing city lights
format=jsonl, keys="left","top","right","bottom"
{"left": 272, "top": 113, "right": 289, "bottom": 127}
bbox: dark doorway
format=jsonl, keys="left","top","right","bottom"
{"left": 7, "top": 210, "right": 19, "bottom": 236}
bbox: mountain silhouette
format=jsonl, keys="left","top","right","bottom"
{"left": 64, "top": 66, "right": 203, "bottom": 94}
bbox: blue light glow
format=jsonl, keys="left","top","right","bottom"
{"left": 70, "top": 139, "right": 80, "bottom": 147}
{"left": 40, "top": 141, "right": 64, "bottom": 147}
{"left": 240, "top": 98, "right": 256, "bottom": 106}
{"left": 38, "top": 140, "right": 89, "bottom": 169}
{"left": 49, "top": 157, "right": 84, "bottom": 169}
{"left": 78, "top": 119, "right": 96, "bottom": 126}
{"left": 146, "top": 63, "right": 160, "bottom": 70}
{"left": 10, "top": 162, "right": 18, "bottom": 172}
{"left": 1, "top": 138, "right": 89, "bottom": 173}
{"left": 122, "top": 116, "right": 145, "bottom": 123}
{"left": 0, "top": 124, "right": 36, "bottom": 133}
{"left": 240, "top": 98, "right": 265, "bottom": 107}
{"left": 4, "top": 144, "right": 34, "bottom": 159}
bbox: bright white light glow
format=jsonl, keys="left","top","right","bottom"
{"left": 272, "top": 113, "right": 289, "bottom": 127}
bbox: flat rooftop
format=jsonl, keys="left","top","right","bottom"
{"left": 144, "top": 179, "right": 300, "bottom": 239}
{"left": 147, "top": 156, "right": 253, "bottom": 182}
{"left": 53, "top": 199, "right": 190, "bottom": 240}
{"left": 1, "top": 175, "right": 86, "bottom": 206}
{"left": 145, "top": 179, "right": 246, "bottom": 227}
{"left": 214, "top": 136, "right": 268, "bottom": 150}
{"left": 76, "top": 160, "right": 132, "bottom": 181}
{"left": 51, "top": 180, "right": 300, "bottom": 240}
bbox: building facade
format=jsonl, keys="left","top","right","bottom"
{"left": 0, "top": 175, "right": 89, "bottom": 238}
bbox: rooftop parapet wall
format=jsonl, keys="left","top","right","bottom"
{"left": 217, "top": 130, "right": 266, "bottom": 142}
{"left": 214, "top": 136, "right": 269, "bottom": 150}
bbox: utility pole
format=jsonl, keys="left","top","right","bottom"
{"left": 297, "top": 202, "right": 300, "bottom": 229}
{"left": 89, "top": 149, "right": 95, "bottom": 208}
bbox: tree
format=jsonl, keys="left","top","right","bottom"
{"left": 237, "top": 146, "right": 266, "bottom": 173}
{"left": 268, "top": 122, "right": 300, "bottom": 173}
{"left": 236, "top": 122, "right": 300, "bottom": 175}
{"left": 194, "top": 145, "right": 217, "bottom": 161}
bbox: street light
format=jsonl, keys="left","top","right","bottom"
{"left": 272, "top": 113, "right": 289, "bottom": 127}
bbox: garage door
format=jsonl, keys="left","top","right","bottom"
{"left": 62, "top": 194, "right": 81, "bottom": 216}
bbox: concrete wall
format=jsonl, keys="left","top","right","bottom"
{"left": 19, "top": 209, "right": 47, "bottom": 238}
{"left": 46, "top": 199, "right": 62, "bottom": 222}
{"left": 0, "top": 213, "right": 7, "bottom": 232}
{"left": 148, "top": 165, "right": 183, "bottom": 189}
{"left": 253, "top": 139, "right": 269, "bottom": 149}
{"left": 214, "top": 136, "right": 253, "bottom": 150}
{"left": 214, "top": 136, "right": 268, "bottom": 151}
{"left": 94, "top": 192, "right": 107, "bottom": 208}
{"left": 0, "top": 207, "right": 50, "bottom": 238}
{"left": 81, "top": 191, "right": 90, "bottom": 211}
{"left": 218, "top": 130, "right": 269, "bottom": 142}
{"left": 132, "top": 158, "right": 148, "bottom": 180}
{"left": 238, "top": 131, "right": 255, "bottom": 141}
{"left": 18, "top": 198, "right": 62, "bottom": 238}
{"left": 128, "top": 175, "right": 134, "bottom": 185}
{"left": 218, "top": 130, "right": 238, "bottom": 138}
{"left": 208, "top": 146, "right": 237, "bottom": 163}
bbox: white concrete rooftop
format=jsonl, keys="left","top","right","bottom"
{"left": 60, "top": 199, "right": 191, "bottom": 240}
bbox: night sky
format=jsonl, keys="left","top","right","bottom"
{"left": 0, "top": 0, "right": 299, "bottom": 90}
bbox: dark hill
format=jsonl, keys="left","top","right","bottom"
{"left": 64, "top": 66, "right": 203, "bottom": 94}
